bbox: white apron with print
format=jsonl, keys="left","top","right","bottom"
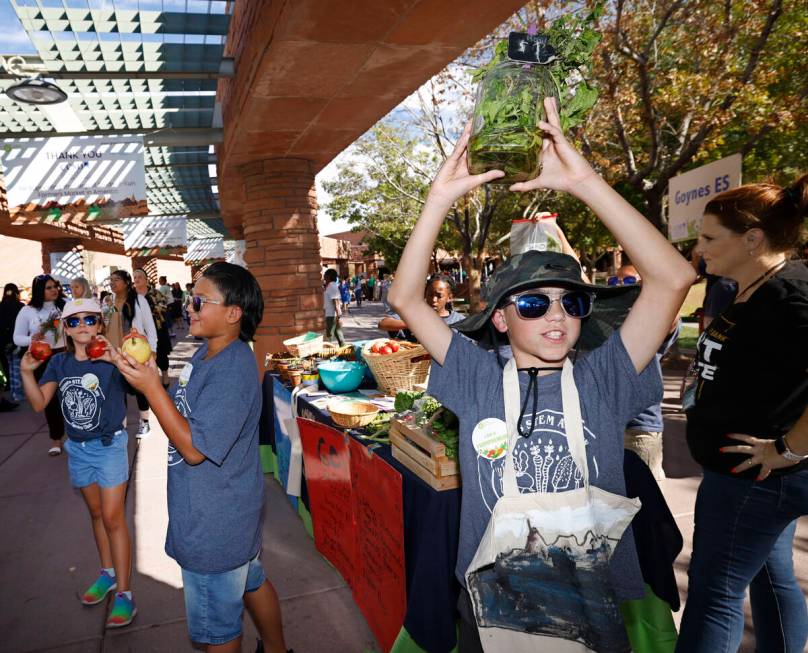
{"left": 465, "top": 359, "right": 640, "bottom": 652}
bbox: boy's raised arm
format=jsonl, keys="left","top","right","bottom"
{"left": 388, "top": 124, "right": 503, "bottom": 365}
{"left": 512, "top": 98, "right": 695, "bottom": 373}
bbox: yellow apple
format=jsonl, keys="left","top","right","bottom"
{"left": 121, "top": 333, "right": 152, "bottom": 364}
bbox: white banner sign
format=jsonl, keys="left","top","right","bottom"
{"left": 0, "top": 135, "right": 147, "bottom": 222}
{"left": 120, "top": 216, "right": 187, "bottom": 252}
{"left": 668, "top": 153, "right": 742, "bottom": 242}
{"left": 185, "top": 238, "right": 225, "bottom": 264}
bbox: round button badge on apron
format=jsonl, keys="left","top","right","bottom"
{"left": 465, "top": 358, "right": 640, "bottom": 652}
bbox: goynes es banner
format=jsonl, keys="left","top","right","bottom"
{"left": 0, "top": 135, "right": 147, "bottom": 223}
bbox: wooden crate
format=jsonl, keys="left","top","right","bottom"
{"left": 389, "top": 418, "right": 460, "bottom": 491}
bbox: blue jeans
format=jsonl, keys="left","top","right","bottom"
{"left": 677, "top": 469, "right": 808, "bottom": 652}
{"left": 181, "top": 553, "right": 266, "bottom": 645}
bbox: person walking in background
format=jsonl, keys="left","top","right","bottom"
{"left": 339, "top": 276, "right": 352, "bottom": 316}
{"left": 133, "top": 269, "right": 173, "bottom": 390}
{"left": 158, "top": 276, "right": 172, "bottom": 303}
{"left": 354, "top": 275, "right": 364, "bottom": 308}
{"left": 366, "top": 275, "right": 376, "bottom": 303}
{"left": 323, "top": 269, "right": 346, "bottom": 346}
{"left": 170, "top": 282, "right": 184, "bottom": 332}
{"left": 70, "top": 277, "right": 93, "bottom": 300}
{"left": 611, "top": 264, "right": 681, "bottom": 480}
{"left": 677, "top": 174, "right": 808, "bottom": 652}
{"left": 14, "top": 274, "right": 66, "bottom": 455}
{"left": 380, "top": 274, "right": 391, "bottom": 311}
{"left": 21, "top": 298, "right": 136, "bottom": 628}
{"left": 0, "top": 283, "right": 24, "bottom": 411}
{"left": 104, "top": 270, "right": 157, "bottom": 438}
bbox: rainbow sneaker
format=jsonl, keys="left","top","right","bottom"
{"left": 80, "top": 570, "right": 117, "bottom": 606}
{"left": 106, "top": 592, "right": 137, "bottom": 628}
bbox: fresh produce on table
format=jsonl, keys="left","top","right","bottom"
{"left": 368, "top": 339, "right": 415, "bottom": 355}
{"left": 394, "top": 391, "right": 459, "bottom": 461}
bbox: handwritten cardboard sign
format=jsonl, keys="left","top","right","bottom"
{"left": 298, "top": 419, "right": 357, "bottom": 588}
{"left": 349, "top": 439, "right": 407, "bottom": 652}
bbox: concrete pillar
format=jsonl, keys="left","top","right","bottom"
{"left": 239, "top": 158, "right": 322, "bottom": 369}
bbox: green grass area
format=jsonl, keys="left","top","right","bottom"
{"left": 678, "top": 323, "right": 699, "bottom": 350}
{"left": 680, "top": 281, "right": 706, "bottom": 319}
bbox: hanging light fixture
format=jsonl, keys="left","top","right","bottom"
{"left": 5, "top": 76, "right": 68, "bottom": 105}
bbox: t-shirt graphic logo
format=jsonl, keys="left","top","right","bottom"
{"left": 477, "top": 409, "right": 598, "bottom": 513}
{"left": 167, "top": 442, "right": 185, "bottom": 466}
{"left": 169, "top": 388, "right": 190, "bottom": 466}
{"left": 59, "top": 374, "right": 105, "bottom": 431}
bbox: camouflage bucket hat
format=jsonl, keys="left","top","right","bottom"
{"left": 455, "top": 250, "right": 640, "bottom": 351}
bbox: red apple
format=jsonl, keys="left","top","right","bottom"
{"left": 389, "top": 341, "right": 400, "bottom": 353}
{"left": 30, "top": 340, "right": 52, "bottom": 362}
{"left": 86, "top": 337, "right": 106, "bottom": 360}
{"left": 380, "top": 345, "right": 393, "bottom": 355}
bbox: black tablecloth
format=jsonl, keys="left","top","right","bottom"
{"left": 261, "top": 373, "right": 462, "bottom": 653}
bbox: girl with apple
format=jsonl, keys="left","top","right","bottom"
{"left": 20, "top": 298, "right": 136, "bottom": 628}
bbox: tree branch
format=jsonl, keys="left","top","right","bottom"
{"left": 657, "top": 0, "right": 783, "bottom": 184}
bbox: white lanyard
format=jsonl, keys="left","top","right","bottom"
{"left": 501, "top": 357, "right": 588, "bottom": 496}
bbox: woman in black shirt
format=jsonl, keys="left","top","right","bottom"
{"left": 677, "top": 175, "right": 808, "bottom": 652}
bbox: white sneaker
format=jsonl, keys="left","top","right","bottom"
{"left": 136, "top": 420, "right": 151, "bottom": 439}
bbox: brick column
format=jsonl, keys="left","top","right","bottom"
{"left": 239, "top": 158, "right": 323, "bottom": 370}
{"left": 131, "top": 256, "right": 160, "bottom": 284}
{"left": 41, "top": 238, "right": 83, "bottom": 277}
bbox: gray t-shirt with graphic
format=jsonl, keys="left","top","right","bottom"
{"left": 428, "top": 331, "right": 662, "bottom": 601}
{"left": 167, "top": 339, "right": 264, "bottom": 573}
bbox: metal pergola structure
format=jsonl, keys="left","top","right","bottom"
{"left": 0, "top": 0, "right": 232, "bottom": 245}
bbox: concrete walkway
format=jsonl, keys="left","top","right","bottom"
{"left": 0, "top": 328, "right": 380, "bottom": 653}
{"left": 1, "top": 305, "right": 805, "bottom": 652}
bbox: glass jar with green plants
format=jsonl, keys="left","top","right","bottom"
{"left": 468, "top": 6, "right": 603, "bottom": 184}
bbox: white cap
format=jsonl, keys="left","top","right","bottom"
{"left": 61, "top": 298, "right": 103, "bottom": 318}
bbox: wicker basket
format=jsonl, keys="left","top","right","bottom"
{"left": 321, "top": 342, "right": 356, "bottom": 360}
{"left": 283, "top": 332, "right": 323, "bottom": 358}
{"left": 327, "top": 399, "right": 379, "bottom": 428}
{"left": 362, "top": 339, "right": 431, "bottom": 395}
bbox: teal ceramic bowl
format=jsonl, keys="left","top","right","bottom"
{"left": 317, "top": 360, "right": 366, "bottom": 393}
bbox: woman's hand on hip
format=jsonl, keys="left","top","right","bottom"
{"left": 722, "top": 433, "right": 798, "bottom": 481}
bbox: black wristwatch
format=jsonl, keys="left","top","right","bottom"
{"left": 774, "top": 435, "right": 808, "bottom": 463}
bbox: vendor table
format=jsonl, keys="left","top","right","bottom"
{"left": 260, "top": 372, "right": 461, "bottom": 653}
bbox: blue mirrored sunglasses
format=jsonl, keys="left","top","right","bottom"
{"left": 505, "top": 291, "right": 595, "bottom": 319}
{"left": 64, "top": 315, "right": 99, "bottom": 328}
{"left": 607, "top": 275, "right": 638, "bottom": 286}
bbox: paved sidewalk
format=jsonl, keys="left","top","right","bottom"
{"left": 0, "top": 331, "right": 379, "bottom": 653}
{"left": 1, "top": 310, "right": 805, "bottom": 652}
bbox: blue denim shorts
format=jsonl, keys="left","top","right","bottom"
{"left": 63, "top": 430, "right": 129, "bottom": 489}
{"left": 181, "top": 553, "right": 266, "bottom": 645}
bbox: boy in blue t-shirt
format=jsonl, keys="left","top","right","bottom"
{"left": 113, "top": 263, "right": 290, "bottom": 653}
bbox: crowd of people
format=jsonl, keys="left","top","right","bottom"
{"left": 3, "top": 98, "right": 807, "bottom": 653}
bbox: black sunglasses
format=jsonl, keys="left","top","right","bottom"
{"left": 191, "top": 295, "right": 223, "bottom": 313}
{"left": 65, "top": 315, "right": 99, "bottom": 328}
{"left": 504, "top": 290, "right": 595, "bottom": 320}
